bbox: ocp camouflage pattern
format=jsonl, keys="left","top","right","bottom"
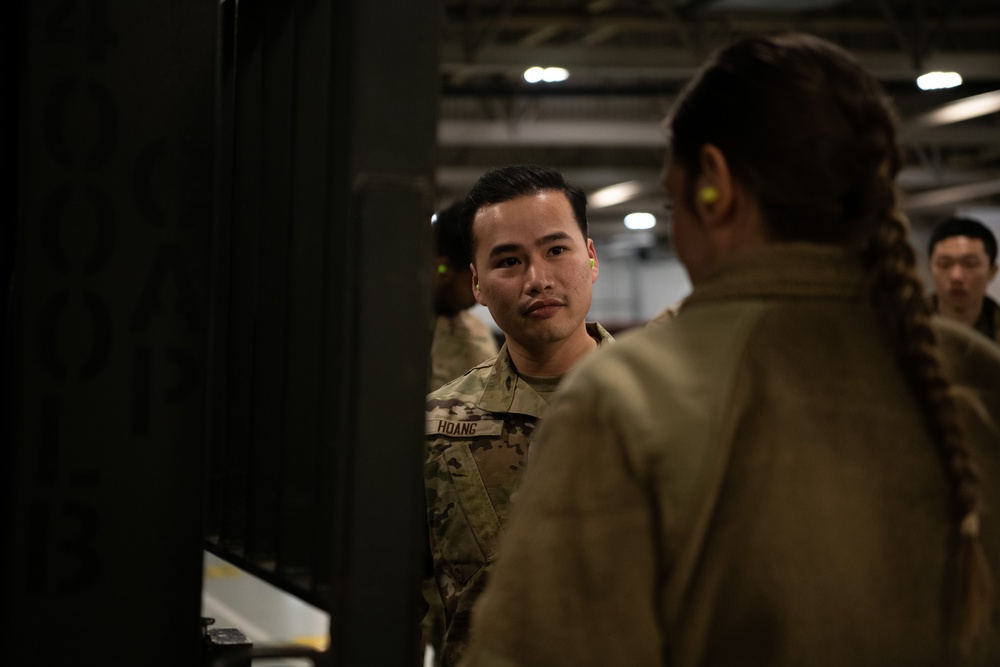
{"left": 423, "top": 323, "right": 613, "bottom": 666}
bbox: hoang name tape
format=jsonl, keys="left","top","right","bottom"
{"left": 426, "top": 419, "right": 504, "bottom": 437}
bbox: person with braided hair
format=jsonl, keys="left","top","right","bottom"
{"left": 459, "top": 33, "right": 1000, "bottom": 667}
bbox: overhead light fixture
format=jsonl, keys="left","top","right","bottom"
{"left": 905, "top": 89, "right": 1000, "bottom": 130}
{"left": 916, "top": 71, "right": 963, "bottom": 91}
{"left": 624, "top": 212, "right": 656, "bottom": 230}
{"left": 590, "top": 180, "right": 642, "bottom": 208}
{"left": 523, "top": 66, "right": 570, "bottom": 84}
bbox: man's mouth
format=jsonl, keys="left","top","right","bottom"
{"left": 523, "top": 298, "right": 564, "bottom": 317}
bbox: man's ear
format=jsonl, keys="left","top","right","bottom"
{"left": 989, "top": 263, "right": 999, "bottom": 283}
{"left": 695, "top": 143, "right": 735, "bottom": 227}
{"left": 471, "top": 265, "right": 486, "bottom": 306}
{"left": 587, "top": 238, "right": 598, "bottom": 283}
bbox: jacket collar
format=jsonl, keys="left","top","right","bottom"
{"left": 682, "top": 243, "right": 867, "bottom": 309}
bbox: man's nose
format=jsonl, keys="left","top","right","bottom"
{"left": 524, "top": 261, "right": 553, "bottom": 292}
{"left": 948, "top": 265, "right": 966, "bottom": 281}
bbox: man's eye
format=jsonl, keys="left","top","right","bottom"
{"left": 550, "top": 246, "right": 566, "bottom": 256}
{"left": 496, "top": 257, "right": 518, "bottom": 268}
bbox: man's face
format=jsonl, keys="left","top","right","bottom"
{"left": 470, "top": 191, "right": 596, "bottom": 350}
{"left": 930, "top": 236, "right": 998, "bottom": 312}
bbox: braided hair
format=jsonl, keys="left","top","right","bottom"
{"left": 668, "top": 33, "right": 992, "bottom": 660}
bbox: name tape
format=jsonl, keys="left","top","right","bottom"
{"left": 426, "top": 419, "right": 504, "bottom": 437}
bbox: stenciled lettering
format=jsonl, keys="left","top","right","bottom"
{"left": 26, "top": 0, "right": 120, "bottom": 599}
{"left": 437, "top": 420, "right": 478, "bottom": 436}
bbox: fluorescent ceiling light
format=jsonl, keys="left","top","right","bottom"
{"left": 590, "top": 180, "right": 642, "bottom": 208}
{"left": 523, "top": 66, "right": 570, "bottom": 83}
{"left": 624, "top": 212, "right": 656, "bottom": 230}
{"left": 905, "top": 89, "right": 1000, "bottom": 130}
{"left": 916, "top": 71, "right": 963, "bottom": 90}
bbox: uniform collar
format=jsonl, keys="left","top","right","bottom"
{"left": 476, "top": 322, "right": 612, "bottom": 417}
{"left": 681, "top": 243, "right": 867, "bottom": 309}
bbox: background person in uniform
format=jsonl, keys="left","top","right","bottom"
{"left": 461, "top": 34, "right": 1000, "bottom": 666}
{"left": 928, "top": 216, "right": 1000, "bottom": 344}
{"left": 429, "top": 200, "right": 500, "bottom": 392}
{"left": 426, "top": 200, "right": 500, "bottom": 664}
{"left": 423, "top": 164, "right": 613, "bottom": 666}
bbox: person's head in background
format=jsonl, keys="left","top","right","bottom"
{"left": 432, "top": 200, "right": 478, "bottom": 317}
{"left": 458, "top": 164, "right": 598, "bottom": 371}
{"left": 928, "top": 216, "right": 998, "bottom": 326}
{"left": 664, "top": 32, "right": 991, "bottom": 658}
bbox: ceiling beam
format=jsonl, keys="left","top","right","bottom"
{"left": 901, "top": 179, "right": 1000, "bottom": 212}
{"left": 438, "top": 119, "right": 667, "bottom": 146}
{"left": 439, "top": 118, "right": 1000, "bottom": 147}
{"left": 440, "top": 46, "right": 1000, "bottom": 82}
{"left": 442, "top": 14, "right": 1000, "bottom": 36}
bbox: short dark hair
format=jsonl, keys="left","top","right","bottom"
{"left": 459, "top": 165, "right": 588, "bottom": 263}
{"left": 432, "top": 200, "right": 469, "bottom": 268}
{"left": 928, "top": 216, "right": 997, "bottom": 265}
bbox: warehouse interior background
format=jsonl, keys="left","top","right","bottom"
{"left": 436, "top": 0, "right": 1000, "bottom": 329}
{"left": 5, "top": 1, "right": 1000, "bottom": 666}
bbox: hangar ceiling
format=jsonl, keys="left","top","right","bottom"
{"left": 434, "top": 0, "right": 1000, "bottom": 251}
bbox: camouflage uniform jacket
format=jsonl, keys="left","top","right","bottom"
{"left": 424, "top": 322, "right": 612, "bottom": 666}
{"left": 429, "top": 310, "right": 500, "bottom": 391}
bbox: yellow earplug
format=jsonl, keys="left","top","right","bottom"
{"left": 699, "top": 186, "right": 719, "bottom": 204}
{"left": 475, "top": 283, "right": 480, "bottom": 292}
{"left": 590, "top": 258, "right": 595, "bottom": 269}
{"left": 437, "top": 264, "right": 448, "bottom": 275}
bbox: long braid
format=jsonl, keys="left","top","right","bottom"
{"left": 861, "top": 185, "right": 993, "bottom": 663}
{"left": 813, "top": 39, "right": 994, "bottom": 659}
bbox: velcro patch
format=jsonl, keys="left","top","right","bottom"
{"left": 426, "top": 419, "right": 503, "bottom": 438}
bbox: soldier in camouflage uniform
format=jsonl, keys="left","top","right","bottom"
{"left": 429, "top": 312, "right": 498, "bottom": 392}
{"left": 429, "top": 200, "right": 500, "bottom": 392}
{"left": 424, "top": 201, "right": 500, "bottom": 666}
{"left": 423, "top": 165, "right": 612, "bottom": 666}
